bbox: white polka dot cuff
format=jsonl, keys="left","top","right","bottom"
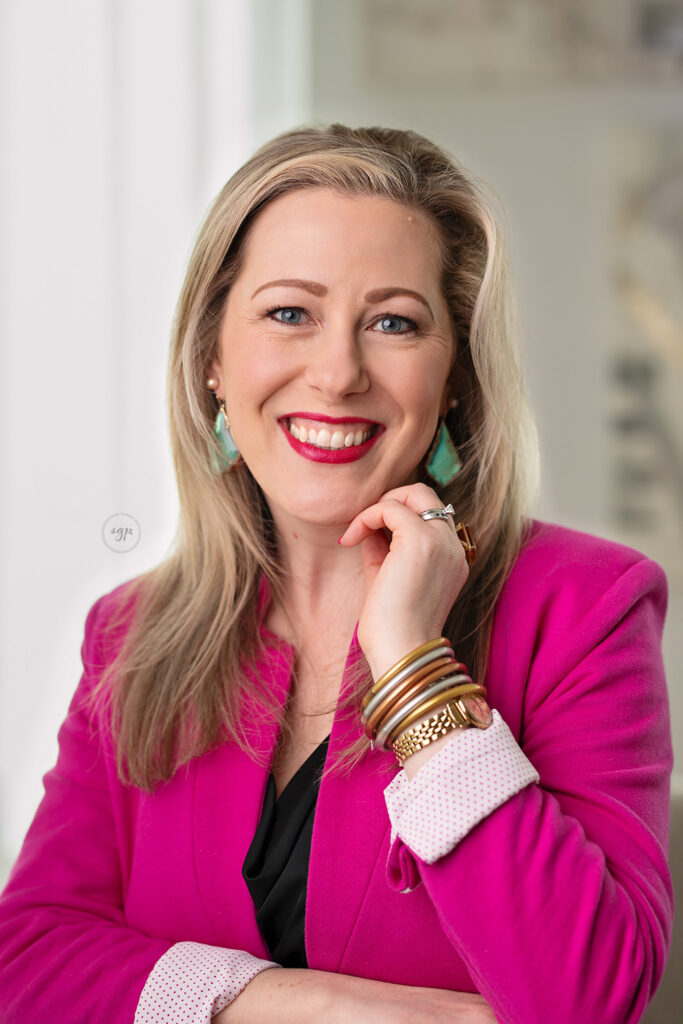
{"left": 134, "top": 942, "right": 278, "bottom": 1023}
{"left": 384, "top": 709, "right": 539, "bottom": 865}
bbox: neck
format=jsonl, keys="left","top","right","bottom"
{"left": 268, "top": 511, "right": 366, "bottom": 637}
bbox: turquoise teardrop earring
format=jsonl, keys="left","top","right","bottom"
{"left": 425, "top": 401, "right": 461, "bottom": 487}
{"left": 206, "top": 378, "right": 241, "bottom": 474}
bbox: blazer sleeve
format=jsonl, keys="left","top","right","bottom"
{"left": 386, "top": 553, "right": 674, "bottom": 1024}
{"left": 0, "top": 592, "right": 277, "bottom": 1024}
{"left": 0, "top": 595, "right": 176, "bottom": 1022}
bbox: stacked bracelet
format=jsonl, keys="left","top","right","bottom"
{"left": 361, "top": 637, "right": 492, "bottom": 762}
{"left": 392, "top": 695, "right": 492, "bottom": 764}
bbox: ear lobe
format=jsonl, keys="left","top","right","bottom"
{"left": 440, "top": 395, "right": 458, "bottom": 419}
{"left": 206, "top": 360, "right": 222, "bottom": 389}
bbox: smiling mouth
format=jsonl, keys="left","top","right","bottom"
{"left": 284, "top": 416, "right": 380, "bottom": 451}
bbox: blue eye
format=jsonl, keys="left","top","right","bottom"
{"left": 267, "top": 306, "right": 305, "bottom": 325}
{"left": 376, "top": 314, "right": 417, "bottom": 334}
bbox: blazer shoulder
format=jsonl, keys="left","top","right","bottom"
{"left": 516, "top": 519, "right": 665, "bottom": 580}
{"left": 502, "top": 519, "right": 667, "bottom": 625}
{"left": 81, "top": 574, "right": 147, "bottom": 674}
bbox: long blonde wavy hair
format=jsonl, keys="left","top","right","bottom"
{"left": 94, "top": 123, "right": 539, "bottom": 790}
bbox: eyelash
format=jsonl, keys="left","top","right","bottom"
{"left": 265, "top": 305, "right": 419, "bottom": 335}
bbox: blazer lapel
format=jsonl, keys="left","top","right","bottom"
{"left": 192, "top": 636, "right": 294, "bottom": 952}
{"left": 306, "top": 630, "right": 398, "bottom": 971}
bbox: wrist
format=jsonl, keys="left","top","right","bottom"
{"left": 363, "top": 632, "right": 438, "bottom": 683}
{"left": 400, "top": 720, "right": 459, "bottom": 779}
{"left": 216, "top": 967, "right": 292, "bottom": 1023}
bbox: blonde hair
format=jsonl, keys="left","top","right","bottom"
{"left": 94, "top": 123, "right": 539, "bottom": 790}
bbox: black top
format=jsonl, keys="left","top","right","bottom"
{"left": 242, "top": 736, "right": 330, "bottom": 967}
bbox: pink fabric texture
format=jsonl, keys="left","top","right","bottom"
{"left": 133, "top": 943, "right": 277, "bottom": 1023}
{"left": 384, "top": 709, "right": 540, "bottom": 873}
{"left": 0, "top": 522, "right": 674, "bottom": 1024}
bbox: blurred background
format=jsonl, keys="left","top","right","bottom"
{"left": 1, "top": 0, "right": 682, "bottom": 1017}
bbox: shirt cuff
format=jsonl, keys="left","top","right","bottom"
{"left": 134, "top": 942, "right": 278, "bottom": 1023}
{"left": 384, "top": 709, "right": 539, "bottom": 890}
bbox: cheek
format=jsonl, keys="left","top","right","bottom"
{"left": 405, "top": 378, "right": 446, "bottom": 431}
{"left": 223, "top": 357, "right": 292, "bottom": 452}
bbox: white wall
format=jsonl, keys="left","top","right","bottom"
{"left": 0, "top": 0, "right": 314, "bottom": 877}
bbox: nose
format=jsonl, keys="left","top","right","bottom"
{"left": 304, "top": 322, "right": 370, "bottom": 399}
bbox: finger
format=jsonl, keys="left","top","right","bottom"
{"left": 376, "top": 482, "right": 444, "bottom": 514}
{"left": 339, "top": 498, "right": 428, "bottom": 547}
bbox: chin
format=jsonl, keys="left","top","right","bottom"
{"left": 274, "top": 483, "right": 368, "bottom": 528}
{"left": 290, "top": 500, "right": 364, "bottom": 529}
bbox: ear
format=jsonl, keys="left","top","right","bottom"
{"left": 438, "top": 384, "right": 457, "bottom": 420}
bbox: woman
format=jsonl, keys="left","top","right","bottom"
{"left": 0, "top": 124, "right": 673, "bottom": 1024}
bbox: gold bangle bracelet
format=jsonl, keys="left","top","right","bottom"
{"left": 363, "top": 648, "right": 459, "bottom": 714}
{"left": 375, "top": 674, "right": 473, "bottom": 748}
{"left": 364, "top": 656, "right": 459, "bottom": 738}
{"left": 388, "top": 682, "right": 487, "bottom": 744}
{"left": 369, "top": 637, "right": 450, "bottom": 696}
{"left": 379, "top": 682, "right": 481, "bottom": 750}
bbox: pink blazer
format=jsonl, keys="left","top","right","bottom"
{"left": 0, "top": 522, "right": 674, "bottom": 1023}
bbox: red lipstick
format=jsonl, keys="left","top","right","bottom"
{"left": 279, "top": 417, "right": 383, "bottom": 464}
{"left": 285, "top": 411, "right": 379, "bottom": 426}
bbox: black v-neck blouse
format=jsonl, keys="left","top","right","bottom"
{"left": 242, "top": 736, "right": 330, "bottom": 967}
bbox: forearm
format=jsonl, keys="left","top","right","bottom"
{"left": 214, "top": 967, "right": 498, "bottom": 1024}
{"left": 213, "top": 968, "right": 320, "bottom": 1024}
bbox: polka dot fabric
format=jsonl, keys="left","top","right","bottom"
{"left": 134, "top": 942, "right": 277, "bottom": 1023}
{"left": 384, "top": 710, "right": 539, "bottom": 888}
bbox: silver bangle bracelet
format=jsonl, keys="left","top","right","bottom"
{"left": 362, "top": 645, "right": 454, "bottom": 725}
{"left": 376, "top": 672, "right": 472, "bottom": 749}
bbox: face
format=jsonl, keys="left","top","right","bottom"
{"left": 209, "top": 187, "right": 454, "bottom": 530}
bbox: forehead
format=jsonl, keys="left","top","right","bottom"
{"left": 237, "top": 187, "right": 444, "bottom": 284}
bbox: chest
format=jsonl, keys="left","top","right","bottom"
{"left": 270, "top": 656, "right": 340, "bottom": 796}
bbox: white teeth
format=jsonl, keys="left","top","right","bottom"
{"left": 287, "top": 420, "right": 374, "bottom": 449}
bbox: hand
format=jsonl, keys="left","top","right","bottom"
{"left": 215, "top": 966, "right": 499, "bottom": 1024}
{"left": 339, "top": 483, "right": 469, "bottom": 681}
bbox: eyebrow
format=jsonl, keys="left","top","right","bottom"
{"left": 250, "top": 278, "right": 434, "bottom": 317}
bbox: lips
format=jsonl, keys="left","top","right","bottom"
{"left": 279, "top": 413, "right": 383, "bottom": 463}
